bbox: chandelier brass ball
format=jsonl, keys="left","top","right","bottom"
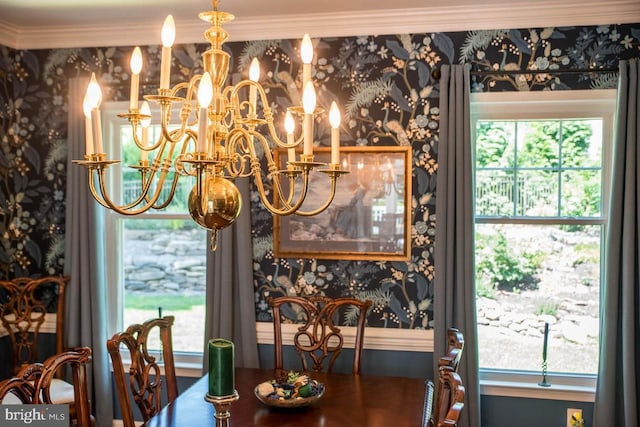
{"left": 188, "top": 175, "right": 242, "bottom": 231}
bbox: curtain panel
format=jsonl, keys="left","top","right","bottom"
{"left": 433, "top": 64, "right": 481, "bottom": 427}
{"left": 594, "top": 58, "right": 640, "bottom": 427}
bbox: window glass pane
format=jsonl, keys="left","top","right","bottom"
{"left": 561, "top": 170, "right": 602, "bottom": 217}
{"left": 122, "top": 218, "right": 207, "bottom": 353}
{"left": 475, "top": 223, "right": 600, "bottom": 374}
{"left": 560, "top": 120, "right": 602, "bottom": 168}
{"left": 475, "top": 121, "right": 515, "bottom": 168}
{"left": 516, "top": 170, "right": 558, "bottom": 216}
{"left": 476, "top": 169, "right": 515, "bottom": 216}
{"left": 516, "top": 121, "right": 560, "bottom": 168}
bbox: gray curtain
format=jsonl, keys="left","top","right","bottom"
{"left": 64, "top": 77, "right": 114, "bottom": 427}
{"left": 593, "top": 58, "right": 640, "bottom": 427}
{"left": 203, "top": 177, "right": 259, "bottom": 370}
{"left": 433, "top": 64, "right": 480, "bottom": 427}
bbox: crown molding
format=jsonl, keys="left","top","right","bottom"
{"left": 0, "top": 21, "right": 17, "bottom": 49}
{"left": 0, "top": 0, "right": 638, "bottom": 50}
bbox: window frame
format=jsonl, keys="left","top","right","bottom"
{"left": 470, "top": 89, "right": 616, "bottom": 400}
{"left": 102, "top": 102, "right": 205, "bottom": 373}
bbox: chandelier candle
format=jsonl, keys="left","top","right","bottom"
{"left": 197, "top": 72, "right": 213, "bottom": 153}
{"left": 129, "top": 47, "right": 142, "bottom": 110}
{"left": 208, "top": 338, "right": 235, "bottom": 397}
{"left": 249, "top": 58, "right": 259, "bottom": 113}
{"left": 86, "top": 73, "right": 103, "bottom": 154}
{"left": 82, "top": 93, "right": 94, "bottom": 155}
{"left": 139, "top": 101, "right": 151, "bottom": 162}
{"left": 302, "top": 81, "right": 316, "bottom": 156}
{"left": 329, "top": 101, "right": 341, "bottom": 165}
{"left": 160, "top": 15, "right": 175, "bottom": 90}
{"left": 301, "top": 34, "right": 313, "bottom": 87}
{"left": 285, "top": 111, "right": 296, "bottom": 167}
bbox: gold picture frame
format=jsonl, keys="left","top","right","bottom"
{"left": 274, "top": 146, "right": 412, "bottom": 261}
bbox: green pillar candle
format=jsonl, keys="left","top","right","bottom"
{"left": 208, "top": 338, "right": 235, "bottom": 397}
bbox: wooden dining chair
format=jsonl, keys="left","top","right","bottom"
{"left": 107, "top": 316, "right": 178, "bottom": 427}
{"left": 438, "top": 328, "right": 464, "bottom": 372}
{"left": 432, "top": 366, "right": 465, "bottom": 427}
{"left": 0, "top": 276, "right": 69, "bottom": 377}
{"left": 1, "top": 347, "right": 93, "bottom": 427}
{"left": 267, "top": 295, "right": 372, "bottom": 374}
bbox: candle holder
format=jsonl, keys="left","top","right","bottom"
{"left": 538, "top": 359, "right": 551, "bottom": 387}
{"left": 205, "top": 391, "right": 240, "bottom": 426}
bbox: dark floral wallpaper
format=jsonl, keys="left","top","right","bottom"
{"left": 1, "top": 24, "right": 638, "bottom": 329}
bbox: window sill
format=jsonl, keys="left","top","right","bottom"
{"left": 174, "top": 361, "right": 203, "bottom": 378}
{"left": 480, "top": 371, "right": 595, "bottom": 402}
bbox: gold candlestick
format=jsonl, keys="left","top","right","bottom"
{"left": 205, "top": 391, "right": 240, "bottom": 426}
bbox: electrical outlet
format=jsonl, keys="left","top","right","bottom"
{"left": 567, "top": 408, "right": 582, "bottom": 427}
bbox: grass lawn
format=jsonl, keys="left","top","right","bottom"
{"left": 125, "top": 294, "right": 205, "bottom": 311}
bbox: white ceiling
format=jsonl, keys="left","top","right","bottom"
{"left": 0, "top": 0, "right": 638, "bottom": 49}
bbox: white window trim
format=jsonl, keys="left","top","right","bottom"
{"left": 471, "top": 88, "right": 616, "bottom": 402}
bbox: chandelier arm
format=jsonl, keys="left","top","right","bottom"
{"left": 89, "top": 156, "right": 161, "bottom": 212}
{"left": 270, "top": 172, "right": 299, "bottom": 210}
{"left": 224, "top": 128, "right": 260, "bottom": 177}
{"left": 176, "top": 78, "right": 199, "bottom": 132}
{"left": 92, "top": 167, "right": 164, "bottom": 215}
{"left": 150, "top": 169, "right": 181, "bottom": 210}
{"left": 155, "top": 91, "right": 191, "bottom": 145}
{"left": 253, "top": 162, "right": 311, "bottom": 216}
{"left": 291, "top": 173, "right": 340, "bottom": 217}
{"left": 128, "top": 121, "right": 147, "bottom": 151}
{"left": 174, "top": 130, "right": 200, "bottom": 176}
{"left": 145, "top": 132, "right": 186, "bottom": 208}
{"left": 87, "top": 169, "right": 112, "bottom": 209}
{"left": 220, "top": 86, "right": 237, "bottom": 130}
{"left": 262, "top": 104, "right": 298, "bottom": 149}
{"left": 233, "top": 127, "right": 312, "bottom": 212}
{"left": 89, "top": 139, "right": 180, "bottom": 214}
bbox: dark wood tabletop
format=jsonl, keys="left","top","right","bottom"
{"left": 142, "top": 367, "right": 426, "bottom": 427}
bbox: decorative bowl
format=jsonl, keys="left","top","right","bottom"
{"left": 254, "top": 372, "right": 325, "bottom": 409}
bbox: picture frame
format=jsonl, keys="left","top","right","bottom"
{"left": 273, "top": 146, "right": 412, "bottom": 261}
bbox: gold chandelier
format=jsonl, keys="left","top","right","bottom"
{"left": 74, "top": 0, "right": 348, "bottom": 250}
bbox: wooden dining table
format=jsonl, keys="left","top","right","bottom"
{"left": 142, "top": 367, "right": 426, "bottom": 426}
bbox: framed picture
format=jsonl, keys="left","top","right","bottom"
{"left": 273, "top": 146, "right": 412, "bottom": 261}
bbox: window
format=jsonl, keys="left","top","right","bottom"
{"left": 471, "top": 90, "right": 615, "bottom": 394}
{"left": 103, "top": 102, "right": 207, "bottom": 361}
